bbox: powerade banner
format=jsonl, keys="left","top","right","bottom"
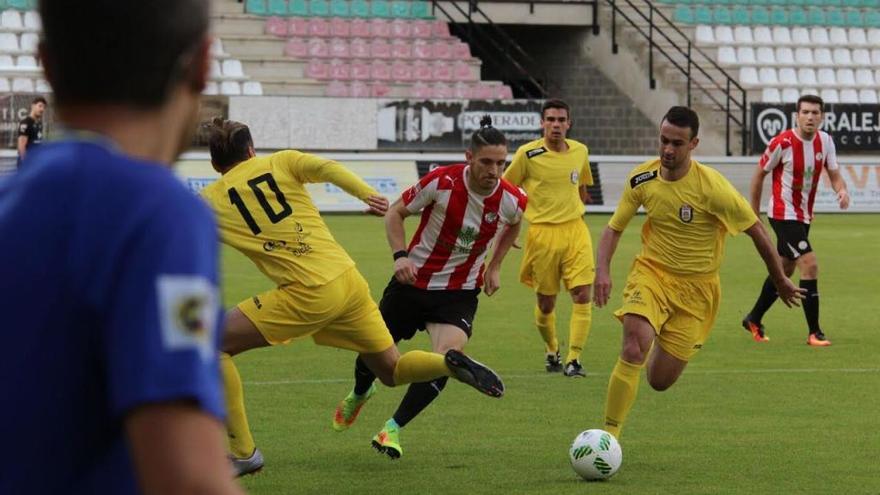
{"left": 752, "top": 103, "right": 880, "bottom": 153}
{"left": 377, "top": 100, "right": 543, "bottom": 151}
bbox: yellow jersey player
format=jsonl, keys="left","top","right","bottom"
{"left": 503, "top": 99, "right": 595, "bottom": 377}
{"left": 593, "top": 107, "right": 804, "bottom": 441}
{"left": 201, "top": 119, "right": 505, "bottom": 476}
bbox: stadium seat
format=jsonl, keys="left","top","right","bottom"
{"left": 810, "top": 27, "right": 829, "bottom": 44}
{"left": 371, "top": 0, "right": 391, "bottom": 18}
{"left": 789, "top": 9, "right": 809, "bottom": 25}
{"left": 781, "top": 87, "right": 800, "bottom": 102}
{"left": 814, "top": 47, "right": 832, "bottom": 64}
{"left": 330, "top": 17, "right": 350, "bottom": 36}
{"left": 795, "top": 47, "right": 814, "bottom": 64}
{"left": 733, "top": 26, "right": 752, "bottom": 43}
{"left": 350, "top": 80, "right": 370, "bottom": 97}
{"left": 858, "top": 88, "right": 878, "bottom": 103}
{"left": 452, "top": 41, "right": 471, "bottom": 59}
{"left": 1, "top": 10, "right": 22, "bottom": 30}
{"left": 370, "top": 39, "right": 390, "bottom": 58}
{"left": 325, "top": 80, "right": 349, "bottom": 97}
{"left": 0, "top": 77, "right": 9, "bottom": 94}
{"left": 330, "top": 38, "right": 350, "bottom": 58}
{"left": 865, "top": 11, "right": 880, "bottom": 28}
{"left": 242, "top": 81, "right": 264, "bottom": 95}
{"left": 412, "top": 60, "right": 432, "bottom": 80}
{"left": 718, "top": 46, "right": 737, "bottom": 64}
{"left": 266, "top": 17, "right": 288, "bottom": 36}
{"left": 412, "top": 20, "right": 433, "bottom": 38}
{"left": 211, "top": 38, "right": 227, "bottom": 57}
{"left": 350, "top": 0, "right": 370, "bottom": 17}
{"left": 756, "top": 46, "right": 775, "bottom": 64}
{"left": 751, "top": 7, "right": 770, "bottom": 25}
{"left": 849, "top": 27, "right": 868, "bottom": 45}
{"left": 350, "top": 18, "right": 370, "bottom": 37}
{"left": 371, "top": 82, "right": 391, "bottom": 97}
{"left": 432, "top": 61, "right": 452, "bottom": 81}
{"left": 791, "top": 27, "right": 810, "bottom": 44}
{"left": 390, "top": 19, "right": 412, "bottom": 38}
{"left": 730, "top": 6, "right": 749, "bottom": 24}
{"left": 391, "top": 60, "right": 412, "bottom": 81}
{"left": 289, "top": 0, "right": 309, "bottom": 16}
{"left": 306, "top": 59, "right": 330, "bottom": 78}
{"left": 853, "top": 48, "right": 871, "bottom": 65}
{"left": 826, "top": 8, "right": 845, "bottom": 26}
{"left": 268, "top": 0, "right": 288, "bottom": 15}
{"left": 391, "top": 39, "right": 412, "bottom": 58}
{"left": 739, "top": 66, "right": 759, "bottom": 85}
{"left": 432, "top": 40, "right": 453, "bottom": 59}
{"left": 310, "top": 0, "right": 331, "bottom": 17}
{"left": 0, "top": 55, "right": 14, "bottom": 70}
{"left": 203, "top": 81, "right": 219, "bottom": 95}
{"left": 754, "top": 26, "right": 772, "bottom": 43}
{"left": 246, "top": 0, "right": 268, "bottom": 15}
{"left": 308, "top": 38, "right": 329, "bottom": 57}
{"left": 222, "top": 59, "right": 245, "bottom": 78}
{"left": 845, "top": 10, "right": 863, "bottom": 27}
{"left": 472, "top": 83, "right": 495, "bottom": 99}
{"left": 308, "top": 18, "right": 330, "bottom": 36}
{"left": 19, "top": 32, "right": 37, "bottom": 53}
{"left": 761, "top": 87, "right": 782, "bottom": 102}
{"left": 758, "top": 67, "right": 778, "bottom": 85}
{"left": 16, "top": 54, "right": 36, "bottom": 69}
{"left": 409, "top": 82, "right": 431, "bottom": 99}
{"left": 696, "top": 25, "right": 715, "bottom": 44}
{"left": 411, "top": 1, "right": 432, "bottom": 19}
{"left": 807, "top": 7, "right": 825, "bottom": 25}
{"left": 35, "top": 79, "right": 50, "bottom": 93}
{"left": 855, "top": 68, "right": 874, "bottom": 85}
{"left": 7, "top": 0, "right": 29, "bottom": 8}
{"left": 22, "top": 11, "right": 39, "bottom": 31}
{"left": 817, "top": 67, "right": 836, "bottom": 84}
{"left": 350, "top": 38, "right": 369, "bottom": 58}
{"left": 11, "top": 77, "right": 32, "bottom": 92}
{"left": 778, "top": 67, "right": 797, "bottom": 84}
{"left": 771, "top": 26, "right": 791, "bottom": 44}
{"left": 453, "top": 82, "right": 474, "bottom": 99}
{"left": 284, "top": 38, "right": 308, "bottom": 58}
{"left": 330, "top": 0, "right": 350, "bottom": 17}
{"left": 797, "top": 67, "right": 818, "bottom": 85}
{"left": 413, "top": 40, "right": 432, "bottom": 59}
{"left": 673, "top": 6, "right": 694, "bottom": 24}
{"left": 496, "top": 85, "right": 514, "bottom": 100}
{"left": 431, "top": 83, "right": 453, "bottom": 99}
{"left": 839, "top": 88, "right": 858, "bottom": 103}
{"left": 829, "top": 26, "right": 848, "bottom": 44}
{"left": 715, "top": 26, "right": 734, "bottom": 44}
{"left": 370, "top": 19, "right": 391, "bottom": 37}
{"left": 868, "top": 28, "right": 880, "bottom": 44}
{"left": 770, "top": 7, "right": 788, "bottom": 24}
{"left": 350, "top": 60, "right": 370, "bottom": 79}
{"left": 862, "top": 0, "right": 880, "bottom": 6}
{"left": 432, "top": 20, "right": 450, "bottom": 37}
{"left": 328, "top": 60, "right": 351, "bottom": 80}
{"left": 736, "top": 46, "right": 756, "bottom": 64}
{"left": 209, "top": 59, "right": 222, "bottom": 79}
{"left": 837, "top": 68, "right": 855, "bottom": 85}
{"left": 391, "top": 1, "right": 411, "bottom": 18}
{"left": 0, "top": 32, "right": 19, "bottom": 53}
{"left": 371, "top": 60, "right": 392, "bottom": 80}
{"left": 776, "top": 47, "right": 795, "bottom": 64}
{"left": 833, "top": 48, "right": 852, "bottom": 65}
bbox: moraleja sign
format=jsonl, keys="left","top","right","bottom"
{"left": 752, "top": 103, "right": 880, "bottom": 153}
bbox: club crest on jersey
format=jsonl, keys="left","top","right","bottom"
{"left": 815, "top": 152, "right": 824, "bottom": 162}
{"left": 526, "top": 147, "right": 547, "bottom": 159}
{"left": 484, "top": 211, "right": 498, "bottom": 224}
{"left": 570, "top": 170, "right": 579, "bottom": 184}
{"left": 679, "top": 204, "right": 694, "bottom": 223}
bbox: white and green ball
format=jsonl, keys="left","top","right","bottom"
{"left": 569, "top": 429, "right": 623, "bottom": 480}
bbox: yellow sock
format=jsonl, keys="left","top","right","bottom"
{"left": 220, "top": 352, "right": 256, "bottom": 458}
{"left": 565, "top": 303, "right": 592, "bottom": 363}
{"left": 392, "top": 350, "right": 450, "bottom": 385}
{"left": 604, "top": 357, "right": 644, "bottom": 439}
{"left": 534, "top": 305, "right": 558, "bottom": 354}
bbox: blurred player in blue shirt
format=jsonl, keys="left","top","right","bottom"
{"left": 0, "top": 1, "right": 242, "bottom": 494}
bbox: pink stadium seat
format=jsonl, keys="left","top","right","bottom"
{"left": 391, "top": 61, "right": 413, "bottom": 81}
{"left": 308, "top": 38, "right": 330, "bottom": 57}
{"left": 351, "top": 61, "right": 371, "bottom": 80}
{"left": 473, "top": 83, "right": 494, "bottom": 99}
{"left": 453, "top": 61, "right": 474, "bottom": 81}
{"left": 308, "top": 18, "right": 331, "bottom": 37}
{"left": 452, "top": 42, "right": 471, "bottom": 60}
{"left": 266, "top": 17, "right": 288, "bottom": 37}
{"left": 330, "top": 18, "right": 350, "bottom": 37}
{"left": 371, "top": 19, "right": 391, "bottom": 38}
{"left": 284, "top": 38, "right": 309, "bottom": 58}
{"left": 391, "top": 39, "right": 412, "bottom": 59}
{"left": 371, "top": 60, "right": 392, "bottom": 80}
{"left": 410, "top": 82, "right": 432, "bottom": 98}
{"left": 413, "top": 40, "right": 433, "bottom": 59}
{"left": 454, "top": 82, "right": 474, "bottom": 99}
{"left": 330, "top": 38, "right": 350, "bottom": 58}
{"left": 326, "top": 80, "right": 349, "bottom": 97}
{"left": 432, "top": 61, "right": 453, "bottom": 81}
{"left": 329, "top": 60, "right": 351, "bottom": 79}
{"left": 351, "top": 19, "right": 371, "bottom": 37}
{"left": 371, "top": 39, "right": 391, "bottom": 58}
{"left": 288, "top": 18, "right": 310, "bottom": 37}
{"left": 432, "top": 83, "right": 453, "bottom": 99}
{"left": 306, "top": 60, "right": 330, "bottom": 79}
{"left": 411, "top": 20, "right": 432, "bottom": 38}
{"left": 391, "top": 19, "right": 412, "bottom": 38}
{"left": 371, "top": 82, "right": 391, "bottom": 97}
{"left": 412, "top": 61, "right": 432, "bottom": 80}
{"left": 433, "top": 20, "right": 451, "bottom": 38}
{"left": 350, "top": 38, "right": 370, "bottom": 58}
{"left": 350, "top": 80, "right": 371, "bottom": 97}
{"left": 496, "top": 85, "right": 513, "bottom": 100}
{"left": 432, "top": 40, "right": 452, "bottom": 60}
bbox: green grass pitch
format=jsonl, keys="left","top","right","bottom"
{"left": 223, "top": 214, "right": 880, "bottom": 495}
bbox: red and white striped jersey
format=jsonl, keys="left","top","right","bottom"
{"left": 401, "top": 164, "right": 527, "bottom": 290}
{"left": 759, "top": 129, "right": 839, "bottom": 224}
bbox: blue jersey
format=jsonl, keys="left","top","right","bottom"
{"left": 0, "top": 139, "right": 224, "bottom": 494}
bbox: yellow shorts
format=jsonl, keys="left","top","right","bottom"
{"left": 238, "top": 267, "right": 394, "bottom": 354}
{"left": 613, "top": 259, "right": 721, "bottom": 362}
{"left": 520, "top": 218, "right": 595, "bottom": 295}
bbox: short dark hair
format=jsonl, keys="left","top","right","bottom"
{"left": 32, "top": 96, "right": 47, "bottom": 105}
{"left": 662, "top": 106, "right": 700, "bottom": 139}
{"left": 208, "top": 118, "right": 254, "bottom": 170}
{"left": 797, "top": 94, "right": 824, "bottom": 112}
{"left": 469, "top": 115, "right": 507, "bottom": 152}
{"left": 541, "top": 98, "right": 570, "bottom": 119}
{"left": 38, "top": 0, "right": 210, "bottom": 108}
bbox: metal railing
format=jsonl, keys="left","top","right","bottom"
{"left": 607, "top": 0, "right": 747, "bottom": 155}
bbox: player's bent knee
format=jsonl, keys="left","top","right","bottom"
{"left": 537, "top": 294, "right": 556, "bottom": 314}
{"left": 570, "top": 285, "right": 591, "bottom": 304}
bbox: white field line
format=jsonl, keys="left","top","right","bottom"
{"left": 244, "top": 367, "right": 880, "bottom": 386}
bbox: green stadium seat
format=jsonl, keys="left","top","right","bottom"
{"left": 807, "top": 7, "right": 825, "bottom": 23}
{"left": 826, "top": 8, "right": 846, "bottom": 25}
{"left": 330, "top": 0, "right": 350, "bottom": 16}
{"left": 7, "top": 0, "right": 27, "bottom": 10}
{"left": 730, "top": 0, "right": 750, "bottom": 5}
{"left": 268, "top": 0, "right": 288, "bottom": 15}
{"left": 822, "top": 0, "right": 841, "bottom": 5}
{"left": 246, "top": 0, "right": 268, "bottom": 15}
{"left": 751, "top": 6, "right": 770, "bottom": 23}
{"left": 770, "top": 7, "right": 789, "bottom": 23}
{"left": 750, "top": 0, "right": 769, "bottom": 6}
{"left": 860, "top": 0, "right": 879, "bottom": 7}
{"left": 712, "top": 6, "right": 732, "bottom": 23}
{"left": 673, "top": 5, "right": 694, "bottom": 23}
{"left": 768, "top": 0, "right": 786, "bottom": 6}
{"left": 789, "top": 0, "right": 806, "bottom": 6}
{"left": 391, "top": 0, "right": 410, "bottom": 17}
{"left": 350, "top": 0, "right": 370, "bottom": 17}
{"left": 656, "top": 0, "right": 677, "bottom": 3}
{"left": 310, "top": 0, "right": 331, "bottom": 16}
{"left": 789, "top": 9, "right": 809, "bottom": 24}
{"left": 732, "top": 6, "right": 751, "bottom": 23}
{"left": 864, "top": 9, "right": 880, "bottom": 26}
{"left": 371, "top": 0, "right": 392, "bottom": 17}
{"left": 411, "top": 1, "right": 432, "bottom": 18}
{"left": 842, "top": 0, "right": 860, "bottom": 6}
{"left": 289, "top": 0, "right": 309, "bottom": 16}
{"left": 804, "top": 0, "right": 823, "bottom": 6}
{"left": 845, "top": 10, "right": 863, "bottom": 26}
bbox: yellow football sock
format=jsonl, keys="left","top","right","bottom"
{"left": 565, "top": 302, "right": 592, "bottom": 363}
{"left": 604, "top": 357, "right": 644, "bottom": 439}
{"left": 392, "top": 350, "right": 450, "bottom": 385}
{"left": 534, "top": 305, "right": 558, "bottom": 354}
{"left": 220, "top": 352, "right": 256, "bottom": 458}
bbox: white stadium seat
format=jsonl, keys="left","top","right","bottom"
{"left": 855, "top": 69, "right": 874, "bottom": 87}
{"left": 761, "top": 88, "right": 781, "bottom": 103}
{"left": 221, "top": 59, "right": 244, "bottom": 79}
{"left": 795, "top": 47, "right": 814, "bottom": 65}
{"left": 759, "top": 67, "right": 778, "bottom": 85}
{"left": 773, "top": 26, "right": 793, "bottom": 44}
{"left": 814, "top": 48, "right": 833, "bottom": 65}
{"left": 817, "top": 68, "right": 837, "bottom": 85}
{"left": 810, "top": 27, "right": 829, "bottom": 44}
{"left": 220, "top": 81, "right": 241, "bottom": 95}
{"left": 756, "top": 47, "right": 775, "bottom": 65}
{"left": 868, "top": 28, "right": 880, "bottom": 45}
{"left": 781, "top": 88, "right": 800, "bottom": 103}
{"left": 16, "top": 55, "right": 36, "bottom": 69}
{"left": 776, "top": 47, "right": 795, "bottom": 65}
{"left": 755, "top": 26, "right": 773, "bottom": 44}
{"left": 853, "top": 49, "right": 871, "bottom": 67}
{"left": 871, "top": 49, "right": 880, "bottom": 66}
{"left": 0, "top": 33, "right": 19, "bottom": 53}
{"left": 211, "top": 38, "right": 227, "bottom": 57}
{"left": 203, "top": 81, "right": 219, "bottom": 95}
{"left": 833, "top": 48, "right": 852, "bottom": 66}
{"left": 820, "top": 88, "right": 839, "bottom": 103}
{"left": 829, "top": 27, "right": 848, "bottom": 45}
{"left": 0, "top": 54, "right": 14, "bottom": 70}
{"left": 778, "top": 67, "right": 797, "bottom": 85}
{"left": 837, "top": 68, "right": 856, "bottom": 86}
{"left": 0, "top": 77, "right": 10, "bottom": 92}
{"left": 718, "top": 46, "right": 737, "bottom": 65}
{"left": 210, "top": 60, "right": 222, "bottom": 79}
{"left": 858, "top": 89, "right": 878, "bottom": 103}
{"left": 715, "top": 26, "right": 734, "bottom": 44}
{"left": 22, "top": 11, "right": 40, "bottom": 31}
{"left": 0, "top": 11, "right": 22, "bottom": 31}
{"left": 12, "top": 77, "right": 33, "bottom": 92}
{"left": 791, "top": 27, "right": 810, "bottom": 45}
{"left": 19, "top": 33, "right": 38, "bottom": 53}
{"left": 696, "top": 25, "right": 714, "bottom": 44}
{"left": 839, "top": 89, "right": 859, "bottom": 103}
{"left": 737, "top": 46, "right": 756, "bottom": 65}
{"left": 35, "top": 79, "right": 51, "bottom": 93}
{"left": 849, "top": 28, "right": 867, "bottom": 45}
{"left": 734, "top": 26, "right": 753, "bottom": 44}
{"left": 798, "top": 68, "right": 818, "bottom": 86}
{"left": 242, "top": 81, "right": 264, "bottom": 95}
{"left": 739, "top": 67, "right": 759, "bottom": 86}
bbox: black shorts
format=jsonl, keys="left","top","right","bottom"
{"left": 768, "top": 218, "right": 812, "bottom": 260}
{"left": 378, "top": 277, "right": 480, "bottom": 342}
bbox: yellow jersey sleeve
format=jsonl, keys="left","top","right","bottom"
{"left": 608, "top": 162, "right": 653, "bottom": 232}
{"left": 579, "top": 147, "right": 594, "bottom": 187}
{"left": 283, "top": 150, "right": 378, "bottom": 200}
{"left": 704, "top": 169, "right": 758, "bottom": 235}
{"left": 502, "top": 147, "right": 528, "bottom": 186}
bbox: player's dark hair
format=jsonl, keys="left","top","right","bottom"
{"left": 38, "top": 0, "right": 209, "bottom": 108}
{"left": 31, "top": 96, "right": 47, "bottom": 105}
{"left": 541, "top": 98, "right": 570, "bottom": 119}
{"left": 662, "top": 106, "right": 700, "bottom": 139}
{"left": 469, "top": 115, "right": 507, "bottom": 152}
{"left": 797, "top": 94, "right": 824, "bottom": 112}
{"left": 208, "top": 118, "right": 254, "bottom": 170}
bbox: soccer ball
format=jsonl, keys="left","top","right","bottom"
{"left": 569, "top": 429, "right": 622, "bottom": 480}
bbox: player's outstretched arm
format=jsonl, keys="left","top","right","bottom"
{"left": 749, "top": 166, "right": 769, "bottom": 218}
{"left": 744, "top": 221, "right": 806, "bottom": 307}
{"left": 126, "top": 402, "right": 244, "bottom": 495}
{"left": 385, "top": 199, "right": 417, "bottom": 285}
{"left": 484, "top": 221, "right": 521, "bottom": 296}
{"left": 826, "top": 167, "right": 850, "bottom": 210}
{"left": 594, "top": 226, "right": 624, "bottom": 308}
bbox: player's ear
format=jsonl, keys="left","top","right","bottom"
{"left": 248, "top": 145, "right": 256, "bottom": 158}
{"left": 689, "top": 137, "right": 700, "bottom": 151}
{"left": 465, "top": 148, "right": 473, "bottom": 164}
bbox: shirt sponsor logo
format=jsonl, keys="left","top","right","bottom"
{"left": 526, "top": 147, "right": 547, "bottom": 158}
{"left": 570, "top": 170, "right": 579, "bottom": 184}
{"left": 679, "top": 204, "right": 694, "bottom": 223}
{"left": 630, "top": 170, "right": 658, "bottom": 189}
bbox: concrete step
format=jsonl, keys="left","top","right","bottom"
{"left": 238, "top": 55, "right": 482, "bottom": 80}
{"left": 213, "top": 13, "right": 268, "bottom": 36}
{"left": 211, "top": 0, "right": 246, "bottom": 15}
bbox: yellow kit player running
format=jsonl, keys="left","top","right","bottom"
{"left": 201, "top": 119, "right": 504, "bottom": 476}
{"left": 593, "top": 107, "right": 804, "bottom": 440}
{"left": 503, "top": 98, "right": 595, "bottom": 377}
